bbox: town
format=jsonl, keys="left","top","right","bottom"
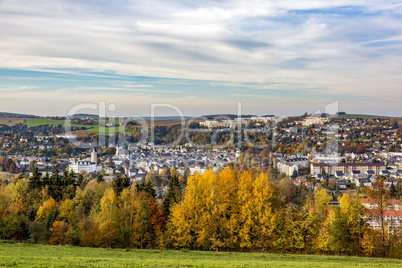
{"left": 1, "top": 114, "right": 401, "bottom": 188}
{"left": 1, "top": 112, "right": 402, "bottom": 256}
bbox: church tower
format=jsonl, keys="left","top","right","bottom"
{"left": 91, "top": 148, "right": 97, "bottom": 164}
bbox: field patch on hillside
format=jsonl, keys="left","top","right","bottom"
{"left": 0, "top": 117, "right": 26, "bottom": 126}
{"left": 338, "top": 114, "right": 385, "bottom": 119}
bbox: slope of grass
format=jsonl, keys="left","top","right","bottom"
{"left": 24, "top": 118, "right": 143, "bottom": 136}
{"left": 338, "top": 114, "right": 386, "bottom": 119}
{"left": 24, "top": 118, "right": 189, "bottom": 135}
{"left": 25, "top": 118, "right": 99, "bottom": 132}
{"left": 0, "top": 242, "right": 401, "bottom": 267}
{"left": 25, "top": 118, "right": 68, "bottom": 127}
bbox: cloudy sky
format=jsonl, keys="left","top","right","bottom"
{"left": 0, "top": 0, "right": 401, "bottom": 117}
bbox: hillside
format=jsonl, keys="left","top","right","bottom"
{"left": 0, "top": 112, "right": 37, "bottom": 118}
{"left": 338, "top": 114, "right": 392, "bottom": 119}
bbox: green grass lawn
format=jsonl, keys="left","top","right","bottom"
{"left": 0, "top": 243, "right": 401, "bottom": 267}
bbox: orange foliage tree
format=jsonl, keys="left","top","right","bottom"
{"left": 49, "top": 221, "right": 73, "bottom": 245}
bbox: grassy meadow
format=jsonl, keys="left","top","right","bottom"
{"left": 337, "top": 114, "right": 386, "bottom": 119}
{"left": 0, "top": 242, "right": 401, "bottom": 267}
{"left": 24, "top": 118, "right": 123, "bottom": 134}
{"left": 23, "top": 118, "right": 195, "bottom": 135}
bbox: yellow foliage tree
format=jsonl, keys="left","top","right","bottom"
{"left": 99, "top": 219, "right": 119, "bottom": 248}
{"left": 213, "top": 167, "right": 239, "bottom": 250}
{"left": 169, "top": 169, "right": 220, "bottom": 250}
{"left": 310, "top": 188, "right": 331, "bottom": 252}
{"left": 118, "top": 187, "right": 141, "bottom": 248}
{"left": 98, "top": 188, "right": 117, "bottom": 222}
{"left": 58, "top": 199, "right": 75, "bottom": 225}
{"left": 35, "top": 197, "right": 57, "bottom": 223}
{"left": 96, "top": 188, "right": 119, "bottom": 248}
{"left": 314, "top": 188, "right": 331, "bottom": 215}
{"left": 329, "top": 192, "right": 367, "bottom": 255}
{"left": 238, "top": 171, "right": 279, "bottom": 250}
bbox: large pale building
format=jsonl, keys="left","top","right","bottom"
{"left": 69, "top": 149, "right": 100, "bottom": 174}
{"left": 69, "top": 160, "right": 101, "bottom": 173}
{"left": 277, "top": 157, "right": 308, "bottom": 176}
{"left": 277, "top": 161, "right": 298, "bottom": 176}
{"left": 311, "top": 162, "right": 386, "bottom": 176}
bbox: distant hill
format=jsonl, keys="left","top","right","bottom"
{"left": 127, "top": 116, "right": 193, "bottom": 120}
{"left": 72, "top": 113, "right": 99, "bottom": 118}
{"left": 0, "top": 112, "right": 37, "bottom": 118}
{"left": 198, "top": 114, "right": 256, "bottom": 120}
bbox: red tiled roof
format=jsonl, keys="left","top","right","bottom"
{"left": 366, "top": 210, "right": 402, "bottom": 217}
{"left": 361, "top": 198, "right": 401, "bottom": 205}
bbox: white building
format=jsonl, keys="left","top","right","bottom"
{"left": 285, "top": 157, "right": 309, "bottom": 168}
{"left": 302, "top": 117, "right": 329, "bottom": 127}
{"left": 199, "top": 120, "right": 234, "bottom": 129}
{"left": 69, "top": 161, "right": 101, "bottom": 173}
{"left": 277, "top": 161, "right": 298, "bottom": 176}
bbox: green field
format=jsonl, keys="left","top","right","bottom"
{"left": 0, "top": 243, "right": 401, "bottom": 267}
{"left": 338, "top": 114, "right": 387, "bottom": 119}
{"left": 25, "top": 118, "right": 73, "bottom": 128}
{"left": 24, "top": 118, "right": 185, "bottom": 135}
{"left": 24, "top": 118, "right": 125, "bottom": 134}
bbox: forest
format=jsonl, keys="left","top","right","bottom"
{"left": 0, "top": 167, "right": 401, "bottom": 258}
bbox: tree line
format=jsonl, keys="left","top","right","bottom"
{"left": 0, "top": 167, "right": 401, "bottom": 258}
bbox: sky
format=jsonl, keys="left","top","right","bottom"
{"left": 0, "top": 0, "right": 401, "bottom": 117}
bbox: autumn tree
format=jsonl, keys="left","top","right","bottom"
{"left": 78, "top": 216, "right": 99, "bottom": 247}
{"left": 210, "top": 167, "right": 239, "bottom": 251}
{"left": 49, "top": 221, "right": 73, "bottom": 245}
{"left": 310, "top": 188, "right": 331, "bottom": 253}
{"left": 35, "top": 197, "right": 57, "bottom": 224}
{"left": 366, "top": 177, "right": 391, "bottom": 257}
{"left": 276, "top": 204, "right": 316, "bottom": 254}
{"left": 238, "top": 171, "right": 279, "bottom": 250}
{"left": 329, "top": 193, "right": 367, "bottom": 256}
{"left": 116, "top": 187, "right": 139, "bottom": 248}
{"left": 97, "top": 188, "right": 119, "bottom": 248}
{"left": 136, "top": 199, "right": 151, "bottom": 249}
{"left": 169, "top": 170, "right": 216, "bottom": 249}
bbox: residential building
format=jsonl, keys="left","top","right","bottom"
{"left": 311, "top": 162, "right": 386, "bottom": 176}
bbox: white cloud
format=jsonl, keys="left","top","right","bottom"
{"left": 0, "top": 0, "right": 401, "bottom": 115}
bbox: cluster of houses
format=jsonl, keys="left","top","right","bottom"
{"left": 67, "top": 145, "right": 238, "bottom": 182}
{"left": 362, "top": 198, "right": 402, "bottom": 232}
{"left": 274, "top": 154, "right": 401, "bottom": 189}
